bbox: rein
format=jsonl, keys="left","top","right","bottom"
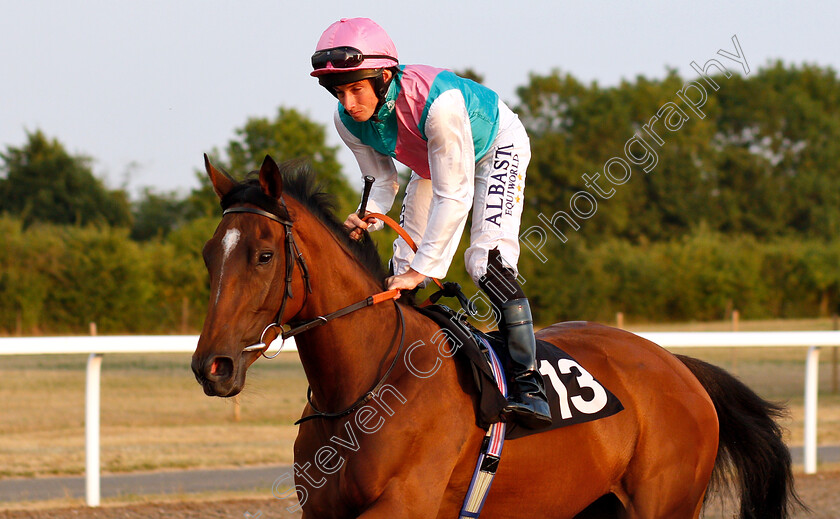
{"left": 295, "top": 302, "right": 406, "bottom": 425}
{"left": 367, "top": 212, "right": 475, "bottom": 314}
{"left": 367, "top": 212, "right": 444, "bottom": 291}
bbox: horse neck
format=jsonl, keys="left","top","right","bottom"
{"left": 288, "top": 202, "right": 406, "bottom": 412}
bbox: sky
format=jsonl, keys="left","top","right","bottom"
{"left": 2, "top": 0, "right": 838, "bottom": 198}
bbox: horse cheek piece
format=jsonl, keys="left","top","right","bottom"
{"left": 193, "top": 154, "right": 802, "bottom": 518}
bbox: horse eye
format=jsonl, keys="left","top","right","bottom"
{"left": 258, "top": 252, "right": 274, "bottom": 265}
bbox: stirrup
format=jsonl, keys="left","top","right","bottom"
{"left": 503, "top": 399, "right": 552, "bottom": 429}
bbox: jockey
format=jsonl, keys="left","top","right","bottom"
{"left": 311, "top": 18, "right": 551, "bottom": 429}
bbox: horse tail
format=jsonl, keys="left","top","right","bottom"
{"left": 675, "top": 354, "right": 806, "bottom": 519}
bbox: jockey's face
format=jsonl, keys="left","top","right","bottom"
{"left": 334, "top": 70, "right": 392, "bottom": 122}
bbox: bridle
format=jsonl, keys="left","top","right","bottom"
{"left": 220, "top": 199, "right": 405, "bottom": 423}
{"left": 222, "top": 203, "right": 312, "bottom": 358}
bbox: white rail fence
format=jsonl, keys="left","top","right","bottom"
{"left": 1, "top": 331, "right": 839, "bottom": 507}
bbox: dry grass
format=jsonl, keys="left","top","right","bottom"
{"left": 625, "top": 316, "right": 839, "bottom": 332}
{"left": 0, "top": 352, "right": 306, "bottom": 478}
{"left": 1, "top": 318, "right": 839, "bottom": 479}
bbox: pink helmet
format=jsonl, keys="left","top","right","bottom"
{"left": 311, "top": 18, "right": 399, "bottom": 89}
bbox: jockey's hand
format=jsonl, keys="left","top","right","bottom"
{"left": 344, "top": 212, "right": 377, "bottom": 241}
{"left": 385, "top": 268, "right": 427, "bottom": 294}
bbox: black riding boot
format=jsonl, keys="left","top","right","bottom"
{"left": 499, "top": 298, "right": 552, "bottom": 429}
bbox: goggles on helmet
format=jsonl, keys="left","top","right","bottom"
{"left": 311, "top": 46, "right": 397, "bottom": 70}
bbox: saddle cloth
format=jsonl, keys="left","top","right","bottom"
{"left": 418, "top": 305, "right": 624, "bottom": 440}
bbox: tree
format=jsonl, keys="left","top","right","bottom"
{"left": 0, "top": 130, "right": 131, "bottom": 228}
{"left": 712, "top": 62, "right": 840, "bottom": 240}
{"left": 514, "top": 64, "right": 840, "bottom": 244}
{"left": 45, "top": 225, "right": 154, "bottom": 332}
{"left": 455, "top": 68, "right": 485, "bottom": 84}
{"left": 183, "top": 172, "right": 220, "bottom": 220}
{"left": 0, "top": 216, "right": 63, "bottom": 333}
{"left": 131, "top": 107, "right": 357, "bottom": 238}
{"left": 130, "top": 188, "right": 189, "bottom": 241}
{"left": 205, "top": 107, "right": 356, "bottom": 214}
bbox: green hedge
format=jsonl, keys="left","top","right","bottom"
{"left": 0, "top": 215, "right": 215, "bottom": 335}
{"left": 0, "top": 215, "right": 837, "bottom": 335}
{"left": 515, "top": 229, "right": 840, "bottom": 324}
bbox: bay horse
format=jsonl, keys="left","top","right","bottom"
{"left": 192, "top": 155, "right": 801, "bottom": 518}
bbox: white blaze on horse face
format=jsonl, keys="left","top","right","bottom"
{"left": 222, "top": 228, "right": 241, "bottom": 259}
{"left": 216, "top": 228, "right": 241, "bottom": 305}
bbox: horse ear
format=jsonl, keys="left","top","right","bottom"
{"left": 204, "top": 154, "right": 236, "bottom": 199}
{"left": 258, "top": 155, "right": 284, "bottom": 199}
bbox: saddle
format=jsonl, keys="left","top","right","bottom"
{"left": 418, "top": 304, "right": 624, "bottom": 440}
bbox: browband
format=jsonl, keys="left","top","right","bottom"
{"left": 223, "top": 206, "right": 292, "bottom": 226}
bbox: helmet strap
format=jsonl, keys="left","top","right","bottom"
{"left": 372, "top": 67, "right": 398, "bottom": 116}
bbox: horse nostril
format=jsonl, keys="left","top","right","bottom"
{"left": 191, "top": 356, "right": 206, "bottom": 384}
{"left": 207, "top": 356, "right": 235, "bottom": 382}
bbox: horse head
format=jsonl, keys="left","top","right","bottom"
{"left": 191, "top": 154, "right": 306, "bottom": 397}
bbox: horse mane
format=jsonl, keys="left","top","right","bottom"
{"left": 219, "top": 160, "right": 388, "bottom": 283}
